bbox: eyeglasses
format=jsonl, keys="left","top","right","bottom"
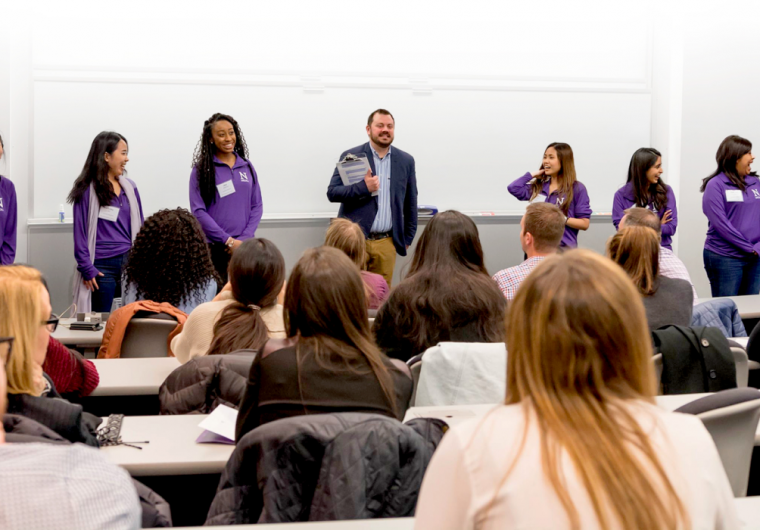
{"left": 0, "top": 336, "right": 14, "bottom": 367}
{"left": 44, "top": 314, "right": 59, "bottom": 333}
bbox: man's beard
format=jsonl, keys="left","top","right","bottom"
{"left": 372, "top": 133, "right": 393, "bottom": 148}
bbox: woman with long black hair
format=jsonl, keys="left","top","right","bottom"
{"left": 612, "top": 147, "right": 677, "bottom": 249}
{"left": 701, "top": 135, "right": 760, "bottom": 296}
{"left": 68, "top": 131, "right": 143, "bottom": 313}
{"left": 507, "top": 142, "right": 592, "bottom": 248}
{"left": 189, "top": 113, "right": 263, "bottom": 286}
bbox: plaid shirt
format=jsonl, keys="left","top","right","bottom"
{"left": 660, "top": 247, "right": 699, "bottom": 304}
{"left": 0, "top": 443, "right": 141, "bottom": 529}
{"left": 492, "top": 256, "right": 545, "bottom": 300}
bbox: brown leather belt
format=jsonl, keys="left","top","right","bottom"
{"left": 367, "top": 231, "right": 392, "bottom": 240}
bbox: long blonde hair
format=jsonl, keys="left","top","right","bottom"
{"left": 324, "top": 218, "right": 376, "bottom": 305}
{"left": 502, "top": 249, "right": 687, "bottom": 530}
{"left": 0, "top": 266, "right": 46, "bottom": 395}
{"left": 606, "top": 226, "right": 660, "bottom": 296}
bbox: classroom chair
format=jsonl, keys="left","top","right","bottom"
{"left": 206, "top": 413, "right": 446, "bottom": 524}
{"left": 121, "top": 314, "right": 179, "bottom": 358}
{"left": 413, "top": 342, "right": 507, "bottom": 407}
{"left": 675, "top": 388, "right": 760, "bottom": 497}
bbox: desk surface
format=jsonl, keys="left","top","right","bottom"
{"left": 100, "top": 414, "right": 234, "bottom": 476}
{"left": 52, "top": 317, "right": 105, "bottom": 347}
{"left": 405, "top": 393, "right": 760, "bottom": 444}
{"left": 89, "top": 357, "right": 180, "bottom": 397}
{"left": 697, "top": 295, "right": 760, "bottom": 319}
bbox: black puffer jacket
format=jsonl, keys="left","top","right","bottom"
{"left": 205, "top": 412, "right": 447, "bottom": 525}
{"left": 159, "top": 350, "right": 256, "bottom": 415}
{"left": 6, "top": 374, "right": 100, "bottom": 446}
{"left": 3, "top": 413, "right": 173, "bottom": 528}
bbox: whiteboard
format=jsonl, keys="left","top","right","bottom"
{"left": 31, "top": 0, "right": 652, "bottom": 219}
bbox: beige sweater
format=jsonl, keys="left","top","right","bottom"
{"left": 171, "top": 291, "right": 287, "bottom": 364}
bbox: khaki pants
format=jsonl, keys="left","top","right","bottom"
{"left": 366, "top": 237, "right": 397, "bottom": 287}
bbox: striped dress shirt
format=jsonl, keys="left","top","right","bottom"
{"left": 370, "top": 144, "right": 393, "bottom": 234}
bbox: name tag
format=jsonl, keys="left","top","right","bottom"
{"left": 98, "top": 206, "right": 120, "bottom": 222}
{"left": 726, "top": 190, "right": 744, "bottom": 202}
{"left": 217, "top": 180, "right": 235, "bottom": 198}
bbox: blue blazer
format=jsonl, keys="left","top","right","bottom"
{"left": 327, "top": 142, "right": 418, "bottom": 256}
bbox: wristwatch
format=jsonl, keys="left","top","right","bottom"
{"left": 226, "top": 237, "right": 235, "bottom": 248}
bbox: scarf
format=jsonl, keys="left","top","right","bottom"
{"left": 72, "top": 179, "right": 142, "bottom": 313}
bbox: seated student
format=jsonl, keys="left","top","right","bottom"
{"left": 415, "top": 250, "right": 737, "bottom": 529}
{"left": 373, "top": 210, "right": 506, "bottom": 362}
{"left": 0, "top": 336, "right": 142, "bottom": 529}
{"left": 493, "top": 202, "right": 565, "bottom": 300}
{"left": 324, "top": 218, "right": 389, "bottom": 310}
{"left": 607, "top": 226, "right": 693, "bottom": 330}
{"left": 43, "top": 337, "right": 100, "bottom": 398}
{"left": 620, "top": 206, "right": 698, "bottom": 303}
{"left": 0, "top": 266, "right": 100, "bottom": 446}
{"left": 171, "top": 238, "right": 287, "bottom": 364}
{"left": 235, "top": 246, "right": 412, "bottom": 442}
{"left": 122, "top": 208, "right": 219, "bottom": 314}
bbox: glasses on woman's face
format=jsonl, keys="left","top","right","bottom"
{"left": 0, "top": 336, "right": 14, "bottom": 367}
{"left": 43, "top": 314, "right": 59, "bottom": 333}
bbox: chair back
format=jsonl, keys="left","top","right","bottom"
{"left": 414, "top": 342, "right": 506, "bottom": 407}
{"left": 409, "top": 359, "right": 422, "bottom": 406}
{"left": 121, "top": 314, "right": 178, "bottom": 358}
{"left": 675, "top": 388, "right": 760, "bottom": 497}
{"left": 731, "top": 347, "right": 749, "bottom": 387}
{"left": 653, "top": 353, "right": 663, "bottom": 386}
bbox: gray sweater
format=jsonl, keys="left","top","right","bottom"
{"left": 642, "top": 275, "right": 694, "bottom": 330}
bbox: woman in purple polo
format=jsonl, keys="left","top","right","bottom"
{"left": 612, "top": 148, "right": 678, "bottom": 250}
{"left": 508, "top": 142, "right": 592, "bottom": 248}
{"left": 0, "top": 134, "right": 17, "bottom": 265}
{"left": 68, "top": 132, "right": 144, "bottom": 313}
{"left": 702, "top": 135, "right": 759, "bottom": 296}
{"left": 189, "top": 113, "right": 263, "bottom": 288}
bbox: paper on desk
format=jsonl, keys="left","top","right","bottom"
{"left": 337, "top": 156, "right": 378, "bottom": 197}
{"left": 197, "top": 404, "right": 238, "bottom": 444}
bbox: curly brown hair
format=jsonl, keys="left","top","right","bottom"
{"left": 123, "top": 208, "right": 220, "bottom": 309}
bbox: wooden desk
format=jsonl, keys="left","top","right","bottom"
{"left": 101, "top": 414, "right": 234, "bottom": 477}
{"left": 90, "top": 357, "right": 179, "bottom": 397}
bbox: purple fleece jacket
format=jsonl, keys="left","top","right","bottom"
{"left": 612, "top": 182, "right": 678, "bottom": 250}
{"left": 189, "top": 154, "right": 263, "bottom": 244}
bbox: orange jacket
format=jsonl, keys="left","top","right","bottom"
{"left": 97, "top": 301, "right": 188, "bottom": 359}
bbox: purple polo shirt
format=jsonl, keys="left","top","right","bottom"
{"left": 703, "top": 173, "right": 760, "bottom": 258}
{"left": 73, "top": 179, "right": 144, "bottom": 280}
{"left": 0, "top": 176, "right": 17, "bottom": 265}
{"left": 508, "top": 172, "right": 593, "bottom": 248}
{"left": 612, "top": 182, "right": 678, "bottom": 250}
{"left": 189, "top": 154, "right": 264, "bottom": 244}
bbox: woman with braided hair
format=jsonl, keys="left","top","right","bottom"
{"left": 189, "top": 113, "right": 263, "bottom": 287}
{"left": 122, "top": 208, "right": 219, "bottom": 314}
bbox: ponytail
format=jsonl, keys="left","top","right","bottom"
{"left": 206, "top": 302, "right": 270, "bottom": 356}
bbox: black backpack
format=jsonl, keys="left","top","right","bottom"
{"left": 652, "top": 325, "right": 736, "bottom": 394}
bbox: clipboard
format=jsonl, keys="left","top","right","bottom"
{"left": 337, "top": 154, "right": 378, "bottom": 197}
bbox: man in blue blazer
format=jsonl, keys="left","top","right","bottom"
{"left": 327, "top": 109, "right": 418, "bottom": 286}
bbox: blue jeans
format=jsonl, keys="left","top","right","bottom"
{"left": 91, "top": 252, "right": 129, "bottom": 313}
{"left": 703, "top": 249, "right": 760, "bottom": 297}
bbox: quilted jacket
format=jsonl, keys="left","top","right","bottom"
{"left": 159, "top": 349, "right": 256, "bottom": 415}
{"left": 691, "top": 299, "right": 747, "bottom": 338}
{"left": 205, "top": 412, "right": 447, "bottom": 525}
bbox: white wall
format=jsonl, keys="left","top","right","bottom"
{"left": 25, "top": 0, "right": 653, "bottom": 224}
{"left": 676, "top": 2, "right": 760, "bottom": 297}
